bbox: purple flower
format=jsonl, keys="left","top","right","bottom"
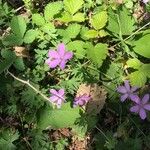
{"left": 45, "top": 43, "right": 73, "bottom": 70}
{"left": 117, "top": 80, "right": 138, "bottom": 102}
{"left": 73, "top": 94, "right": 91, "bottom": 107}
{"left": 130, "top": 94, "right": 150, "bottom": 120}
{"left": 49, "top": 89, "right": 65, "bottom": 108}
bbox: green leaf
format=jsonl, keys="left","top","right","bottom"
{"left": 24, "top": 29, "right": 38, "bottom": 44}
{"left": 72, "top": 13, "right": 85, "bottom": 22}
{"left": 0, "top": 50, "right": 16, "bottom": 74}
{"left": 107, "top": 7, "right": 135, "bottom": 35}
{"left": 32, "top": 13, "right": 45, "bottom": 26}
{"left": 10, "top": 16, "right": 26, "bottom": 38}
{"left": 58, "top": 11, "right": 72, "bottom": 23}
{"left": 37, "top": 103, "right": 80, "bottom": 129}
{"left": 91, "top": 11, "right": 108, "bottom": 30}
{"left": 84, "top": 30, "right": 99, "bottom": 38}
{"left": 133, "top": 33, "right": 150, "bottom": 58}
{"left": 129, "top": 71, "right": 147, "bottom": 87}
{"left": 13, "top": 57, "right": 25, "bottom": 71}
{"left": 59, "top": 24, "right": 81, "bottom": 40}
{"left": 126, "top": 58, "right": 142, "bottom": 69}
{"left": 67, "top": 40, "right": 86, "bottom": 59}
{"left": 3, "top": 34, "right": 23, "bottom": 46}
{"left": 87, "top": 43, "right": 108, "bottom": 66}
{"left": 64, "top": 0, "right": 84, "bottom": 15}
{"left": 40, "top": 23, "right": 56, "bottom": 34}
{"left": 44, "top": 1, "right": 63, "bottom": 21}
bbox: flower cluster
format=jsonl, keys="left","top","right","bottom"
{"left": 46, "top": 43, "right": 91, "bottom": 108}
{"left": 117, "top": 80, "right": 150, "bottom": 120}
{"left": 49, "top": 89, "right": 91, "bottom": 108}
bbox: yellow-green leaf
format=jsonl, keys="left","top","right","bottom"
{"left": 91, "top": 11, "right": 108, "bottom": 30}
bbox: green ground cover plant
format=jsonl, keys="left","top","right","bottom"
{"left": 0, "top": 0, "right": 150, "bottom": 149}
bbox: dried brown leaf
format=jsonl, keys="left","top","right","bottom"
{"left": 13, "top": 46, "right": 29, "bottom": 57}
{"left": 76, "top": 83, "right": 107, "bottom": 115}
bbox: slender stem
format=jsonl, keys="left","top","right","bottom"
{"left": 95, "top": 126, "right": 110, "bottom": 141}
{"left": 7, "top": 71, "right": 51, "bottom": 103}
{"left": 124, "top": 21, "right": 150, "bottom": 41}
{"left": 111, "top": 21, "right": 150, "bottom": 48}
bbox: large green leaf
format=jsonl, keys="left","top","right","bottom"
{"left": 3, "top": 34, "right": 23, "bottom": 46}
{"left": 91, "top": 11, "right": 108, "bottom": 30}
{"left": 44, "top": 1, "right": 63, "bottom": 21}
{"left": 133, "top": 33, "right": 150, "bottom": 58}
{"left": 0, "top": 50, "right": 16, "bottom": 74}
{"left": 37, "top": 103, "right": 81, "bottom": 129}
{"left": 64, "top": 0, "right": 84, "bottom": 15}
{"left": 87, "top": 43, "right": 108, "bottom": 67}
{"left": 10, "top": 16, "right": 26, "bottom": 38}
{"left": 107, "top": 7, "right": 135, "bottom": 35}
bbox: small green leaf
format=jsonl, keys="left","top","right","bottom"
{"left": 133, "top": 33, "right": 150, "bottom": 58}
{"left": 37, "top": 103, "right": 80, "bottom": 129}
{"left": 64, "top": 0, "right": 84, "bottom": 15}
{"left": 84, "top": 30, "right": 99, "bottom": 38}
{"left": 129, "top": 71, "right": 147, "bottom": 87}
{"left": 0, "top": 50, "right": 16, "bottom": 74}
{"left": 126, "top": 58, "right": 142, "bottom": 69}
{"left": 72, "top": 13, "right": 85, "bottom": 22}
{"left": 67, "top": 40, "right": 86, "bottom": 59}
{"left": 98, "top": 30, "right": 108, "bottom": 37}
{"left": 10, "top": 16, "right": 26, "bottom": 38}
{"left": 13, "top": 57, "right": 25, "bottom": 71}
{"left": 58, "top": 11, "right": 72, "bottom": 23}
{"left": 91, "top": 11, "right": 108, "bottom": 30}
{"left": 32, "top": 13, "right": 45, "bottom": 26}
{"left": 87, "top": 43, "right": 108, "bottom": 66}
{"left": 44, "top": 1, "right": 63, "bottom": 21}
{"left": 24, "top": 29, "right": 38, "bottom": 44}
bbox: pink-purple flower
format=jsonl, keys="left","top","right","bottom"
{"left": 73, "top": 94, "right": 91, "bottom": 107}
{"left": 49, "top": 89, "right": 65, "bottom": 108}
{"left": 45, "top": 43, "right": 73, "bottom": 70}
{"left": 117, "top": 80, "right": 138, "bottom": 102}
{"left": 130, "top": 94, "right": 150, "bottom": 120}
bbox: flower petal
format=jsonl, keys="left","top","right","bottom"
{"left": 50, "top": 89, "right": 58, "bottom": 95}
{"left": 139, "top": 108, "right": 146, "bottom": 120}
{"left": 50, "top": 96, "right": 58, "bottom": 102}
{"left": 130, "top": 94, "right": 140, "bottom": 103}
{"left": 142, "top": 94, "right": 149, "bottom": 104}
{"left": 124, "top": 80, "right": 130, "bottom": 92}
{"left": 59, "top": 60, "right": 66, "bottom": 70}
{"left": 117, "top": 86, "right": 127, "bottom": 94}
{"left": 64, "top": 51, "right": 73, "bottom": 60}
{"left": 48, "top": 50, "right": 59, "bottom": 58}
{"left": 120, "top": 94, "right": 128, "bottom": 102}
{"left": 48, "top": 59, "right": 61, "bottom": 68}
{"left": 57, "top": 43, "right": 65, "bottom": 58}
{"left": 144, "top": 104, "right": 150, "bottom": 111}
{"left": 58, "top": 89, "right": 65, "bottom": 96}
{"left": 130, "top": 105, "right": 139, "bottom": 113}
{"left": 56, "top": 99, "right": 62, "bottom": 108}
